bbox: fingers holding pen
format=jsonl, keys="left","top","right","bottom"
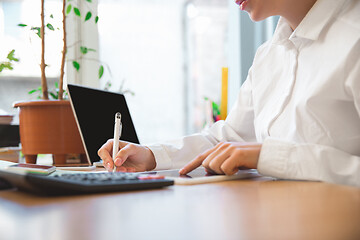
{"left": 113, "top": 143, "right": 134, "bottom": 167}
{"left": 97, "top": 139, "right": 128, "bottom": 171}
{"left": 98, "top": 139, "right": 115, "bottom": 171}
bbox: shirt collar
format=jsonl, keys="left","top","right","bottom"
{"left": 272, "top": 0, "right": 348, "bottom": 45}
{"left": 293, "top": 0, "right": 347, "bottom": 41}
{"left": 271, "top": 17, "right": 291, "bottom": 45}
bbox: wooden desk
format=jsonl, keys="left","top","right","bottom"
{"left": 0, "top": 177, "right": 359, "bottom": 240}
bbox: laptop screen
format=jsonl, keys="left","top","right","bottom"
{"left": 67, "top": 84, "right": 140, "bottom": 164}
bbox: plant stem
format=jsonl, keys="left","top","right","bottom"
{"left": 40, "top": 0, "right": 48, "bottom": 100}
{"left": 59, "top": 0, "right": 67, "bottom": 100}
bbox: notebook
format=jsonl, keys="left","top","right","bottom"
{"left": 67, "top": 84, "right": 140, "bottom": 166}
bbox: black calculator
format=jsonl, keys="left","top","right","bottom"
{"left": 0, "top": 170, "right": 174, "bottom": 196}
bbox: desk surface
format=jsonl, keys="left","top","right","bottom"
{"left": 0, "top": 176, "right": 359, "bottom": 240}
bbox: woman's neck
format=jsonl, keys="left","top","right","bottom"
{"left": 279, "top": 0, "right": 317, "bottom": 30}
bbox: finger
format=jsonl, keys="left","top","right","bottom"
{"left": 205, "top": 168, "right": 219, "bottom": 175}
{"left": 179, "top": 147, "right": 216, "bottom": 175}
{"left": 125, "top": 167, "right": 136, "bottom": 172}
{"left": 116, "top": 166, "right": 127, "bottom": 172}
{"left": 113, "top": 143, "right": 137, "bottom": 167}
{"left": 220, "top": 156, "right": 240, "bottom": 175}
{"left": 203, "top": 151, "right": 231, "bottom": 175}
{"left": 201, "top": 143, "right": 231, "bottom": 174}
{"left": 220, "top": 147, "right": 260, "bottom": 175}
{"left": 97, "top": 139, "right": 114, "bottom": 171}
{"left": 220, "top": 150, "right": 248, "bottom": 175}
{"left": 115, "top": 166, "right": 136, "bottom": 172}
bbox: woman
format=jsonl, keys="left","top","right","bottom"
{"left": 98, "top": 0, "right": 360, "bottom": 187}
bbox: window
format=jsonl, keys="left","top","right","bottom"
{"left": 0, "top": 0, "right": 100, "bottom": 117}
{"left": 0, "top": 0, "right": 63, "bottom": 116}
{"left": 0, "top": 0, "right": 63, "bottom": 78}
{"left": 98, "top": 0, "right": 229, "bottom": 144}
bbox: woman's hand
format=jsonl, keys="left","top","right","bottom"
{"left": 179, "top": 142, "right": 261, "bottom": 175}
{"left": 97, "top": 139, "right": 156, "bottom": 172}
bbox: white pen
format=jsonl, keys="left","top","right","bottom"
{"left": 112, "top": 112, "right": 122, "bottom": 172}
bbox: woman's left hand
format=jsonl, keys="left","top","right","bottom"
{"left": 179, "top": 142, "right": 262, "bottom": 175}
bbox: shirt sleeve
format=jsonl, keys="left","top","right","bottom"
{"left": 258, "top": 56, "right": 360, "bottom": 187}
{"left": 149, "top": 72, "right": 257, "bottom": 170}
{"left": 258, "top": 138, "right": 360, "bottom": 187}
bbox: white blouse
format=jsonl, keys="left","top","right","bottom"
{"left": 149, "top": 0, "right": 360, "bottom": 187}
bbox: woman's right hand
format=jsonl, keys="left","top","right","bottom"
{"left": 97, "top": 139, "right": 156, "bottom": 172}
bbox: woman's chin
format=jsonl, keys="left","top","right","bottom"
{"left": 248, "top": 11, "right": 267, "bottom": 22}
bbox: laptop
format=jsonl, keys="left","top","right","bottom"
{"left": 67, "top": 83, "right": 140, "bottom": 166}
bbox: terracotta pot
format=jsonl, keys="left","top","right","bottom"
{"left": 13, "top": 100, "right": 87, "bottom": 165}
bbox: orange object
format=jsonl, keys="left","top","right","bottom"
{"left": 13, "top": 100, "right": 87, "bottom": 165}
{"left": 220, "top": 67, "right": 228, "bottom": 120}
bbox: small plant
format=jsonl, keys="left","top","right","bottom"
{"left": 28, "top": 82, "right": 68, "bottom": 100}
{"left": 204, "top": 97, "right": 221, "bottom": 122}
{"left": 0, "top": 50, "right": 19, "bottom": 73}
{"left": 18, "top": 0, "right": 103, "bottom": 100}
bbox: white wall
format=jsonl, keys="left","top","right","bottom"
{"left": 98, "top": 0, "right": 186, "bottom": 144}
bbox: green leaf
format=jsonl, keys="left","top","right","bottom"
{"left": 98, "top": 65, "right": 104, "bottom": 79}
{"left": 46, "top": 23, "right": 55, "bottom": 31}
{"left": 31, "top": 27, "right": 41, "bottom": 38}
{"left": 28, "top": 87, "right": 41, "bottom": 95}
{"left": 28, "top": 89, "right": 38, "bottom": 94}
{"left": 80, "top": 46, "right": 88, "bottom": 54}
{"left": 7, "top": 50, "right": 19, "bottom": 62}
{"left": 66, "top": 4, "right": 72, "bottom": 15}
{"left": 18, "top": 23, "right": 27, "bottom": 27}
{"left": 85, "top": 11, "right": 92, "bottom": 21}
{"left": 50, "top": 14, "right": 54, "bottom": 18}
{"left": 105, "top": 81, "right": 112, "bottom": 89}
{"left": 74, "top": 7, "right": 81, "bottom": 17}
{"left": 212, "top": 101, "right": 220, "bottom": 116}
{"left": 95, "top": 16, "right": 99, "bottom": 24}
{"left": 72, "top": 61, "right": 80, "bottom": 71}
{"left": 0, "top": 63, "right": 13, "bottom": 72}
{"left": 49, "top": 92, "right": 57, "bottom": 100}
{"left": 86, "top": 0, "right": 92, "bottom": 2}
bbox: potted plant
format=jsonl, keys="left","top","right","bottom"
{"left": 13, "top": 0, "right": 102, "bottom": 165}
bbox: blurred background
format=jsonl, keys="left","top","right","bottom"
{"left": 0, "top": 0, "right": 278, "bottom": 144}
